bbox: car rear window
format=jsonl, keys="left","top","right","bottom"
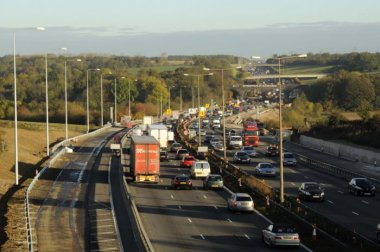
{"left": 195, "top": 162, "right": 210, "bottom": 169}
{"left": 185, "top": 156, "right": 195, "bottom": 161}
{"left": 236, "top": 196, "right": 252, "bottom": 201}
{"left": 176, "top": 176, "right": 189, "bottom": 181}
{"left": 209, "top": 176, "right": 222, "bottom": 181}
{"left": 274, "top": 226, "right": 296, "bottom": 233}
{"left": 178, "top": 150, "right": 188, "bottom": 154}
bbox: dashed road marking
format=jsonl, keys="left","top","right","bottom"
{"left": 361, "top": 200, "right": 369, "bottom": 205}
{"left": 214, "top": 206, "right": 218, "bottom": 210}
{"left": 244, "top": 234, "right": 251, "bottom": 240}
{"left": 188, "top": 218, "right": 192, "bottom": 223}
{"left": 327, "top": 200, "right": 334, "bottom": 204}
{"left": 178, "top": 205, "right": 182, "bottom": 209}
{"left": 200, "top": 234, "right": 205, "bottom": 240}
{"left": 203, "top": 195, "right": 207, "bottom": 199}
{"left": 227, "top": 218, "right": 232, "bottom": 223}
{"left": 291, "top": 182, "right": 296, "bottom": 186}
{"left": 304, "top": 176, "right": 309, "bottom": 179}
{"left": 171, "top": 194, "right": 174, "bottom": 199}
{"left": 352, "top": 211, "right": 359, "bottom": 216}
{"left": 338, "top": 190, "right": 344, "bottom": 194}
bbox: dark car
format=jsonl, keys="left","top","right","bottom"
{"left": 171, "top": 174, "right": 192, "bottom": 190}
{"left": 376, "top": 223, "right": 380, "bottom": 243}
{"left": 298, "top": 182, "right": 325, "bottom": 201}
{"left": 233, "top": 151, "right": 251, "bottom": 164}
{"left": 160, "top": 150, "right": 169, "bottom": 161}
{"left": 348, "top": 178, "right": 376, "bottom": 196}
{"left": 265, "top": 145, "right": 279, "bottom": 157}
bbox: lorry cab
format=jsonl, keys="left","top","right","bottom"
{"left": 190, "top": 161, "right": 211, "bottom": 179}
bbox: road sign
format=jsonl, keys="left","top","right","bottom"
{"left": 199, "top": 110, "right": 205, "bottom": 118}
{"left": 166, "top": 108, "right": 172, "bottom": 116}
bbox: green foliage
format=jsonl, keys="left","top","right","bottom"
{"left": 305, "top": 70, "right": 378, "bottom": 112}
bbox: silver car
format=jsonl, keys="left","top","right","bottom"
{"left": 227, "top": 193, "right": 254, "bottom": 213}
{"left": 255, "top": 163, "right": 276, "bottom": 177}
{"left": 203, "top": 174, "right": 223, "bottom": 190}
{"left": 283, "top": 152, "right": 297, "bottom": 166}
{"left": 241, "top": 145, "right": 257, "bottom": 157}
{"left": 262, "top": 223, "right": 300, "bottom": 248}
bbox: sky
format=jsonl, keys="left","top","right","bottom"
{"left": 1, "top": 0, "right": 380, "bottom": 58}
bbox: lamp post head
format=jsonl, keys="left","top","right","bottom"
{"left": 203, "top": 67, "right": 210, "bottom": 71}
{"left": 36, "top": 27, "right": 46, "bottom": 31}
{"left": 298, "top": 54, "right": 308, "bottom": 58}
{"left": 183, "top": 73, "right": 189, "bottom": 76}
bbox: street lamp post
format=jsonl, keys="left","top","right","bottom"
{"left": 274, "top": 54, "right": 307, "bottom": 203}
{"left": 63, "top": 55, "right": 82, "bottom": 140}
{"left": 204, "top": 66, "right": 242, "bottom": 162}
{"left": 13, "top": 27, "right": 45, "bottom": 186}
{"left": 45, "top": 52, "right": 49, "bottom": 156}
{"left": 100, "top": 72, "right": 113, "bottom": 127}
{"left": 184, "top": 73, "right": 214, "bottom": 146}
{"left": 86, "top": 68, "right": 100, "bottom": 133}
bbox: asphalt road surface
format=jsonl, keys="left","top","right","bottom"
{"left": 127, "top": 151, "right": 306, "bottom": 252}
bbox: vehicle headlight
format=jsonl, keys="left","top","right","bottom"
{"left": 321, "top": 191, "right": 325, "bottom": 196}
{"left": 371, "top": 186, "right": 376, "bottom": 190}
{"left": 304, "top": 191, "right": 311, "bottom": 195}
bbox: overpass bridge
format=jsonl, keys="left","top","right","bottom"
{"left": 244, "top": 73, "right": 327, "bottom": 80}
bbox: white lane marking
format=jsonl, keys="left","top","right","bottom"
{"left": 227, "top": 218, "right": 232, "bottom": 223}
{"left": 244, "top": 234, "right": 251, "bottom": 240}
{"left": 178, "top": 205, "right": 182, "bottom": 209}
{"left": 327, "top": 200, "right": 334, "bottom": 204}
{"left": 171, "top": 194, "right": 174, "bottom": 199}
{"left": 203, "top": 195, "right": 207, "bottom": 199}
{"left": 304, "top": 176, "right": 309, "bottom": 179}
{"left": 320, "top": 183, "right": 325, "bottom": 186}
{"left": 200, "top": 234, "right": 205, "bottom": 240}
{"left": 188, "top": 218, "right": 192, "bottom": 223}
{"left": 338, "top": 190, "right": 344, "bottom": 194}
{"left": 361, "top": 200, "right": 369, "bottom": 205}
{"left": 352, "top": 211, "right": 359, "bottom": 216}
{"left": 214, "top": 206, "right": 218, "bottom": 210}
{"left": 291, "top": 170, "right": 296, "bottom": 173}
{"left": 291, "top": 182, "right": 296, "bottom": 186}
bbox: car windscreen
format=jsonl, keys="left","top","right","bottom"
{"left": 236, "top": 196, "right": 252, "bottom": 201}
{"left": 284, "top": 154, "right": 294, "bottom": 158}
{"left": 261, "top": 163, "right": 273, "bottom": 168}
{"left": 356, "top": 179, "right": 371, "bottom": 186}
{"left": 184, "top": 156, "right": 195, "bottom": 161}
{"left": 178, "top": 150, "right": 188, "bottom": 154}
{"left": 305, "top": 184, "right": 320, "bottom": 190}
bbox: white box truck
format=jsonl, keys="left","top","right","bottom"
{"left": 148, "top": 124, "right": 168, "bottom": 149}
{"left": 141, "top": 116, "right": 154, "bottom": 131}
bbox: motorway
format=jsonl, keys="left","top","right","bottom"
{"left": 29, "top": 127, "right": 133, "bottom": 251}
{"left": 209, "top": 126, "right": 380, "bottom": 243}
{"left": 127, "top": 150, "right": 305, "bottom": 252}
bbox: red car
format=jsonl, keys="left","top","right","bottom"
{"left": 181, "top": 155, "right": 196, "bottom": 167}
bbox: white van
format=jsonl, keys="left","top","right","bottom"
{"left": 190, "top": 161, "right": 211, "bottom": 179}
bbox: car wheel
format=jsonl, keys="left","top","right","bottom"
{"left": 268, "top": 239, "right": 274, "bottom": 248}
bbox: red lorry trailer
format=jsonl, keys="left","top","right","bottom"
{"left": 242, "top": 120, "right": 260, "bottom": 147}
{"left": 130, "top": 135, "right": 160, "bottom": 183}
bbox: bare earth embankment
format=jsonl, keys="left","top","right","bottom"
{"left": 0, "top": 121, "right": 84, "bottom": 251}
